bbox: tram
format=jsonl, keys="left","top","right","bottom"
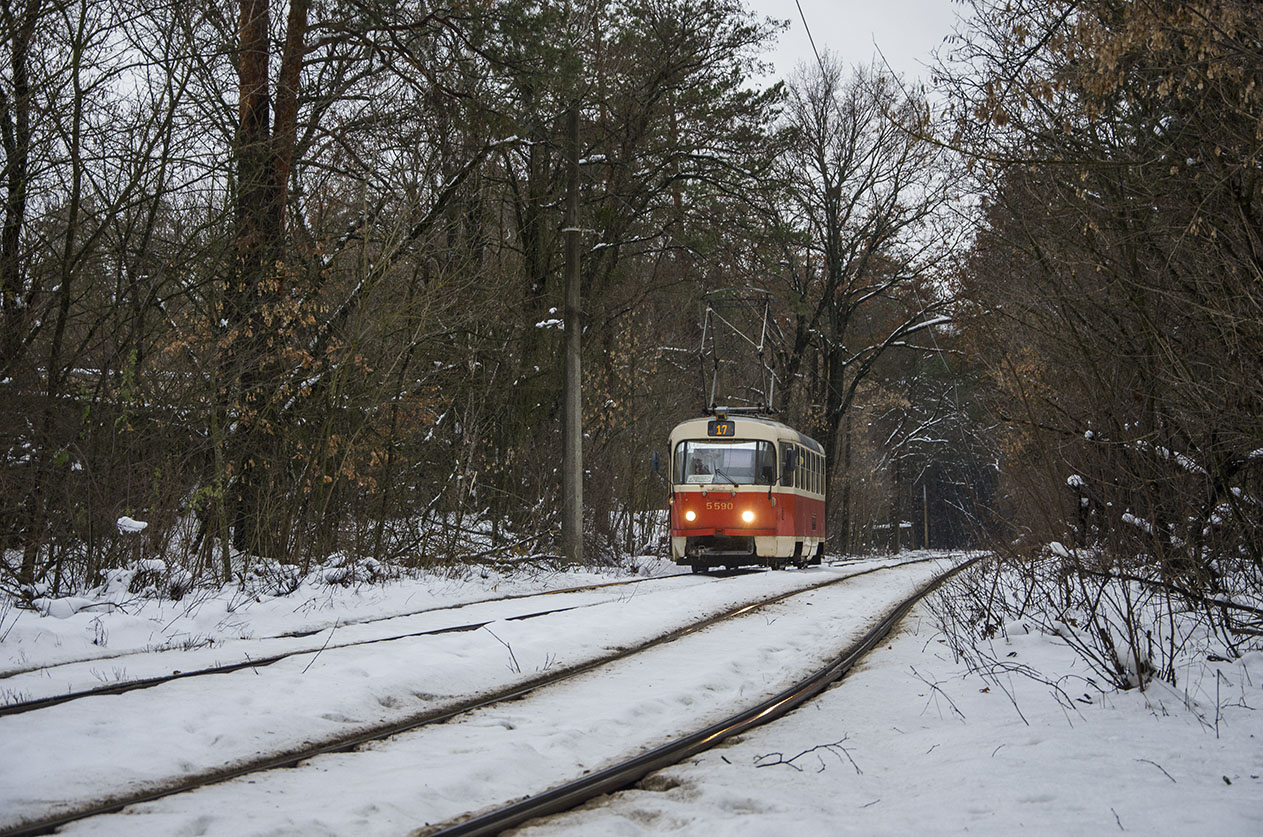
{"left": 663, "top": 411, "right": 826, "bottom": 572}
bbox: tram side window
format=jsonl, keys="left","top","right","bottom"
{"left": 757, "top": 443, "right": 776, "bottom": 484}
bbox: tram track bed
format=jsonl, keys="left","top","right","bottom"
{"left": 514, "top": 600, "right": 1263, "bottom": 837}
{"left": 0, "top": 558, "right": 908, "bottom": 713}
{"left": 0, "top": 571, "right": 713, "bottom": 713}
{"left": 0, "top": 554, "right": 943, "bottom": 834}
{"left": 0, "top": 564, "right": 711, "bottom": 680}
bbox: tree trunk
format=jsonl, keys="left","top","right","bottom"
{"left": 0, "top": 0, "right": 36, "bottom": 387}
{"left": 227, "top": 0, "right": 309, "bottom": 561}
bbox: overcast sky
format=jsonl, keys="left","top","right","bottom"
{"left": 742, "top": 0, "right": 963, "bottom": 84}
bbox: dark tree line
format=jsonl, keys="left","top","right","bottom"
{"left": 0, "top": 0, "right": 988, "bottom": 597}
{"left": 941, "top": 0, "right": 1263, "bottom": 674}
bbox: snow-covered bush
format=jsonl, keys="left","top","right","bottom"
{"left": 933, "top": 554, "right": 1263, "bottom": 692}
{"left": 311, "top": 554, "right": 389, "bottom": 587}
{"left": 239, "top": 560, "right": 304, "bottom": 598}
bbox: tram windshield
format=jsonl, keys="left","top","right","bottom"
{"left": 675, "top": 439, "right": 776, "bottom": 486}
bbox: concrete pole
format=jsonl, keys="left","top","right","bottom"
{"left": 922, "top": 482, "right": 930, "bottom": 549}
{"left": 562, "top": 102, "right": 584, "bottom": 564}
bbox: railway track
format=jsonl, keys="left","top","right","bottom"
{"left": 427, "top": 554, "right": 981, "bottom": 836}
{"left": 0, "top": 572, "right": 709, "bottom": 714}
{"left": 0, "top": 554, "right": 967, "bottom": 836}
{"left": 0, "top": 570, "right": 708, "bottom": 680}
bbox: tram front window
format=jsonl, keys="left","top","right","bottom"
{"left": 675, "top": 440, "right": 776, "bottom": 486}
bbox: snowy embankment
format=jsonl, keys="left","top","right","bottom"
{"left": 522, "top": 600, "right": 1263, "bottom": 835}
{"left": 2, "top": 557, "right": 683, "bottom": 674}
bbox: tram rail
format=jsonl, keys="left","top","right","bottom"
{"left": 1, "top": 555, "right": 966, "bottom": 836}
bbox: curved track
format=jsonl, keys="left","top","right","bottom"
{"left": 1, "top": 555, "right": 963, "bottom": 836}
{"left": 426, "top": 554, "right": 980, "bottom": 836}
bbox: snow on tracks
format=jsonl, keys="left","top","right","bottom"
{"left": 1, "top": 555, "right": 950, "bottom": 835}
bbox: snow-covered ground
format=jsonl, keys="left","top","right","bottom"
{"left": 521, "top": 600, "right": 1263, "bottom": 835}
{"left": 0, "top": 554, "right": 926, "bottom": 832}
{"left": 2, "top": 552, "right": 1260, "bottom": 835}
{"left": 1, "top": 557, "right": 685, "bottom": 674}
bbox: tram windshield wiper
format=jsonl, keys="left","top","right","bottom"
{"left": 713, "top": 467, "right": 740, "bottom": 489}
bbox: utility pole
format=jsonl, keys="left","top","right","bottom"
{"left": 922, "top": 482, "right": 930, "bottom": 549}
{"left": 562, "top": 101, "right": 584, "bottom": 564}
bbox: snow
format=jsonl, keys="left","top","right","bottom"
{"left": 904, "top": 314, "right": 952, "bottom": 334}
{"left": 1046, "top": 541, "right": 1077, "bottom": 560}
{"left": 2, "top": 560, "right": 682, "bottom": 673}
{"left": 521, "top": 606, "right": 1263, "bottom": 836}
{"left": 1121, "top": 511, "right": 1155, "bottom": 535}
{"left": 115, "top": 516, "right": 148, "bottom": 534}
{"left": 1134, "top": 440, "right": 1207, "bottom": 475}
{"left": 2, "top": 553, "right": 1260, "bottom": 835}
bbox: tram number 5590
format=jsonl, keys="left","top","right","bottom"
{"left": 705, "top": 501, "right": 734, "bottom": 510}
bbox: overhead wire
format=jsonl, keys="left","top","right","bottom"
{"left": 794, "top": 0, "right": 831, "bottom": 81}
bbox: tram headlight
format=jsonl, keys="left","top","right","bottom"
{"left": 684, "top": 510, "right": 697, "bottom": 522}
{"left": 741, "top": 509, "right": 755, "bottom": 524}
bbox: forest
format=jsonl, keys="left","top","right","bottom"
{"left": 1, "top": 0, "right": 1259, "bottom": 659}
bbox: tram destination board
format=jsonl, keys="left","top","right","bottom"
{"left": 707, "top": 419, "right": 735, "bottom": 437}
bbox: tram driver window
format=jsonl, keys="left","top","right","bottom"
{"left": 676, "top": 440, "right": 776, "bottom": 485}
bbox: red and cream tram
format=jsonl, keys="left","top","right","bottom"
{"left": 665, "top": 412, "right": 826, "bottom": 572}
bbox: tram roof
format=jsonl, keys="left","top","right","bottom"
{"left": 668, "top": 414, "right": 824, "bottom": 455}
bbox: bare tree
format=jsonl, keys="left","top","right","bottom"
{"left": 774, "top": 58, "right": 960, "bottom": 551}
{"left": 0, "top": 0, "right": 795, "bottom": 593}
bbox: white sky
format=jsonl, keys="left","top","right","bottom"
{"left": 744, "top": 0, "right": 964, "bottom": 84}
